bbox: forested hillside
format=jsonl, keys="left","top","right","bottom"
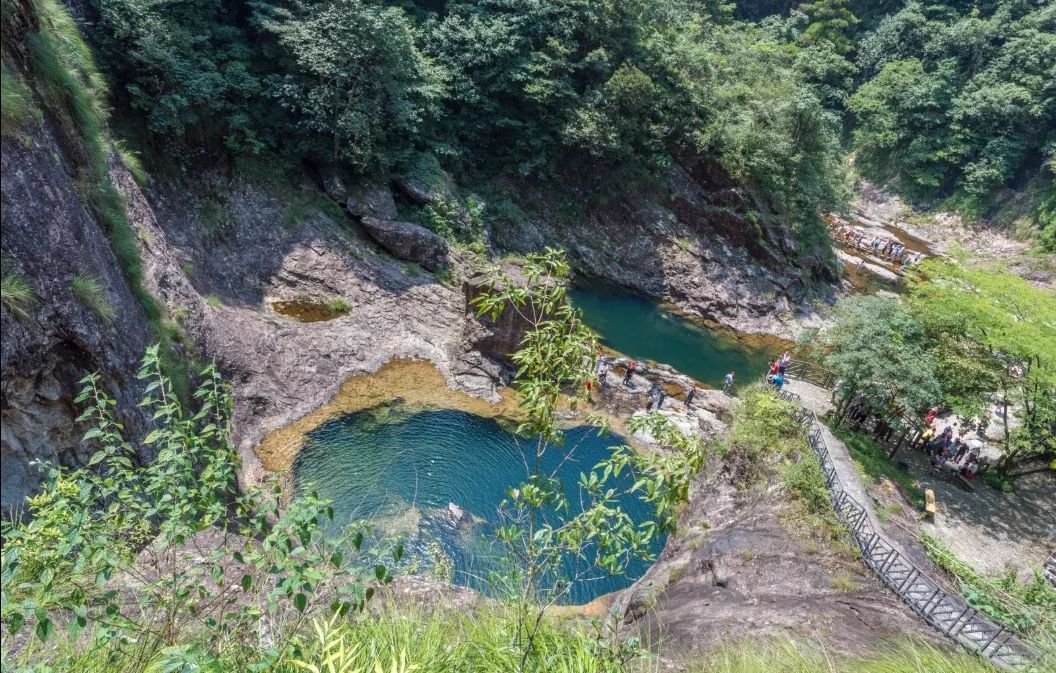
{"left": 75, "top": 0, "right": 850, "bottom": 255}
{"left": 63, "top": 0, "right": 1054, "bottom": 251}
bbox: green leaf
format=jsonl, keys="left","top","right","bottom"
{"left": 34, "top": 614, "right": 53, "bottom": 642}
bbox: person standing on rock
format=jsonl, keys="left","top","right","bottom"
{"left": 685, "top": 383, "right": 697, "bottom": 407}
{"left": 647, "top": 381, "right": 663, "bottom": 411}
{"left": 597, "top": 358, "right": 611, "bottom": 389}
{"left": 623, "top": 361, "right": 637, "bottom": 386}
{"left": 722, "top": 371, "right": 735, "bottom": 395}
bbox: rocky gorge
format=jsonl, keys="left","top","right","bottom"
{"left": 1, "top": 105, "right": 836, "bottom": 508}
{"left": 2, "top": 103, "right": 939, "bottom": 656}
{"left": 4, "top": 1, "right": 1054, "bottom": 670}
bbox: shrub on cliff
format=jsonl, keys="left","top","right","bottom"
{"left": 1, "top": 346, "right": 389, "bottom": 670}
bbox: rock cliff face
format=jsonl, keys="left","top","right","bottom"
{"left": 450, "top": 161, "right": 834, "bottom": 340}
{"left": 109, "top": 167, "right": 503, "bottom": 487}
{"left": 2, "top": 66, "right": 504, "bottom": 506}
{"left": 1, "top": 124, "right": 152, "bottom": 509}
{"left": 534, "top": 167, "right": 833, "bottom": 340}
{"left": 616, "top": 471, "right": 939, "bottom": 658}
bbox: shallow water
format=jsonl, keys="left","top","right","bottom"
{"left": 271, "top": 299, "right": 345, "bottom": 322}
{"left": 294, "top": 405, "right": 662, "bottom": 604}
{"left": 569, "top": 283, "right": 776, "bottom": 390}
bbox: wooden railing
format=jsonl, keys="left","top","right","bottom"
{"left": 782, "top": 360, "right": 838, "bottom": 389}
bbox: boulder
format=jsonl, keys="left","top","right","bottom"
{"left": 360, "top": 217, "right": 448, "bottom": 272}
{"left": 447, "top": 502, "right": 467, "bottom": 524}
{"left": 463, "top": 264, "right": 543, "bottom": 362}
{"left": 393, "top": 153, "right": 458, "bottom": 207}
{"left": 321, "top": 175, "right": 398, "bottom": 221}
{"left": 346, "top": 187, "right": 397, "bottom": 221}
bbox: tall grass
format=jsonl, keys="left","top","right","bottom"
{"left": 1, "top": 271, "right": 38, "bottom": 317}
{"left": 686, "top": 638, "right": 999, "bottom": 673}
{"left": 21, "top": 0, "right": 189, "bottom": 396}
{"left": 919, "top": 532, "right": 1056, "bottom": 644}
{"left": 14, "top": 606, "right": 645, "bottom": 673}
{"left": 20, "top": 606, "right": 1015, "bottom": 673}
{"left": 1, "top": 60, "right": 42, "bottom": 137}
{"left": 779, "top": 452, "right": 855, "bottom": 557}
{"left": 70, "top": 273, "right": 115, "bottom": 322}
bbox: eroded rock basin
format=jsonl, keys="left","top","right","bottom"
{"left": 270, "top": 298, "right": 348, "bottom": 322}
{"left": 254, "top": 359, "right": 520, "bottom": 472}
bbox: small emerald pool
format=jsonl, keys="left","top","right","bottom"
{"left": 569, "top": 283, "right": 777, "bottom": 390}
{"left": 294, "top": 405, "right": 662, "bottom": 605}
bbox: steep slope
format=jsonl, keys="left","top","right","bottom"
{"left": 1, "top": 100, "right": 153, "bottom": 510}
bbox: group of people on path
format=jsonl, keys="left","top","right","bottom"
{"left": 922, "top": 408, "right": 982, "bottom": 481}
{"left": 765, "top": 351, "right": 791, "bottom": 390}
{"left": 835, "top": 226, "right": 926, "bottom": 269}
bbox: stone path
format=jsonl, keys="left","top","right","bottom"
{"left": 785, "top": 378, "right": 1054, "bottom": 579}
{"left": 785, "top": 379, "right": 913, "bottom": 558}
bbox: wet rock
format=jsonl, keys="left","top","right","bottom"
{"left": 380, "top": 575, "right": 483, "bottom": 614}
{"left": 360, "top": 217, "right": 449, "bottom": 272}
{"left": 447, "top": 502, "right": 467, "bottom": 524}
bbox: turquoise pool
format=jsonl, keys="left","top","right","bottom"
{"left": 294, "top": 405, "right": 662, "bottom": 604}
{"left": 569, "top": 283, "right": 776, "bottom": 390}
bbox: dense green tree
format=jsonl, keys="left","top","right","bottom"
{"left": 651, "top": 17, "right": 847, "bottom": 246}
{"left": 794, "top": 44, "right": 859, "bottom": 110}
{"left": 562, "top": 63, "right": 667, "bottom": 166}
{"left": 261, "top": 0, "right": 443, "bottom": 172}
{"left": 906, "top": 259, "right": 1056, "bottom": 478}
{"left": 849, "top": 1, "right": 1056, "bottom": 215}
{"left": 423, "top": 0, "right": 648, "bottom": 174}
{"left": 90, "top": 0, "right": 265, "bottom": 152}
{"left": 799, "top": 0, "right": 859, "bottom": 56}
{"left": 848, "top": 58, "right": 958, "bottom": 193}
{"left": 822, "top": 295, "right": 943, "bottom": 418}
